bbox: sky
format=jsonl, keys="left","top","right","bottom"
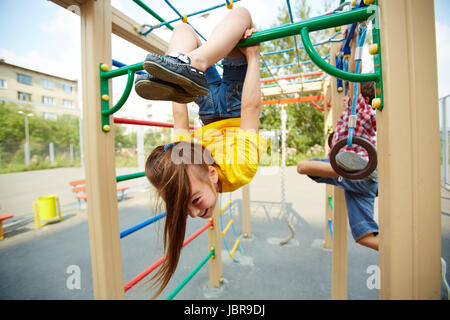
{"left": 0, "top": 0, "right": 449, "bottom": 123}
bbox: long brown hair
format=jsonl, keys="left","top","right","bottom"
{"left": 144, "top": 141, "right": 215, "bottom": 299}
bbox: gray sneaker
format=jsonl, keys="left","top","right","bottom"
{"left": 335, "top": 151, "right": 377, "bottom": 179}
{"left": 134, "top": 73, "right": 197, "bottom": 104}
{"left": 143, "top": 52, "right": 209, "bottom": 97}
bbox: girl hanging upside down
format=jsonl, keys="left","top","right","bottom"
{"left": 134, "top": 7, "right": 268, "bottom": 298}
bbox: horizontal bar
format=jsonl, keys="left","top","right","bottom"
{"left": 124, "top": 219, "right": 213, "bottom": 292}
{"left": 262, "top": 95, "right": 323, "bottom": 106}
{"left": 165, "top": 249, "right": 215, "bottom": 300}
{"left": 221, "top": 219, "right": 234, "bottom": 238}
{"left": 236, "top": 6, "right": 375, "bottom": 47}
{"left": 116, "top": 172, "right": 145, "bottom": 182}
{"left": 113, "top": 117, "right": 196, "bottom": 130}
{"left": 120, "top": 212, "right": 166, "bottom": 238}
{"left": 101, "top": 62, "right": 143, "bottom": 80}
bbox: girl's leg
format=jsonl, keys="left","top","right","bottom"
{"left": 167, "top": 23, "right": 202, "bottom": 55}
{"left": 187, "top": 7, "right": 252, "bottom": 71}
{"left": 357, "top": 233, "right": 379, "bottom": 251}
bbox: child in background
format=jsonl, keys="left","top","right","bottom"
{"left": 296, "top": 81, "right": 378, "bottom": 250}
{"left": 135, "top": 7, "right": 268, "bottom": 298}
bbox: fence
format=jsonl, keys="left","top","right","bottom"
{"left": 0, "top": 141, "right": 80, "bottom": 172}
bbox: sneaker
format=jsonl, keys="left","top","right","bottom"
{"left": 335, "top": 151, "right": 378, "bottom": 179}
{"left": 134, "top": 73, "right": 197, "bottom": 104}
{"left": 143, "top": 52, "right": 209, "bottom": 97}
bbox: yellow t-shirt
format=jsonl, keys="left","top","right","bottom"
{"left": 172, "top": 118, "right": 269, "bottom": 193}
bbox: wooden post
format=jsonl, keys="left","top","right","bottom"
{"left": 323, "top": 81, "right": 333, "bottom": 249}
{"left": 80, "top": 0, "right": 124, "bottom": 299}
{"left": 241, "top": 184, "right": 251, "bottom": 238}
{"left": 329, "top": 42, "right": 348, "bottom": 300}
{"left": 208, "top": 200, "right": 223, "bottom": 288}
{"left": 377, "top": 0, "right": 441, "bottom": 299}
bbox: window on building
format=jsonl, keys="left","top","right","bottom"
{"left": 41, "top": 79, "right": 55, "bottom": 90}
{"left": 61, "top": 83, "right": 74, "bottom": 93}
{"left": 63, "top": 99, "right": 74, "bottom": 107}
{"left": 18, "top": 91, "right": 32, "bottom": 101}
{"left": 42, "top": 96, "right": 55, "bottom": 105}
{"left": 0, "top": 79, "right": 6, "bottom": 89}
{"left": 43, "top": 112, "right": 57, "bottom": 120}
{"left": 17, "top": 73, "right": 32, "bottom": 85}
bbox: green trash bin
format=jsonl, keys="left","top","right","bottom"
{"left": 33, "top": 195, "right": 62, "bottom": 229}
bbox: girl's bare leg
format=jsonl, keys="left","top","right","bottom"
{"left": 186, "top": 7, "right": 253, "bottom": 71}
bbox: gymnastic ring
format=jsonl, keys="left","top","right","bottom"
{"left": 329, "top": 136, "right": 377, "bottom": 180}
{"left": 328, "top": 131, "right": 334, "bottom": 148}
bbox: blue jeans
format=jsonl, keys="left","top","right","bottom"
{"left": 308, "top": 158, "right": 379, "bottom": 241}
{"left": 196, "top": 56, "right": 247, "bottom": 125}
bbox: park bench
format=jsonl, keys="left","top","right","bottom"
{"left": 69, "top": 179, "right": 129, "bottom": 211}
{"left": 0, "top": 213, "right": 14, "bottom": 240}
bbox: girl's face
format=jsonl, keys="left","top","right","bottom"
{"left": 186, "top": 165, "right": 218, "bottom": 219}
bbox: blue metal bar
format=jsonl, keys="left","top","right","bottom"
{"left": 286, "top": 0, "right": 301, "bottom": 72}
{"left": 112, "top": 59, "right": 146, "bottom": 75}
{"left": 147, "top": 0, "right": 242, "bottom": 31}
{"left": 163, "top": 0, "right": 207, "bottom": 41}
{"left": 120, "top": 212, "right": 166, "bottom": 238}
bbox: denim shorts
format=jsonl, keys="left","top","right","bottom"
{"left": 308, "top": 158, "right": 379, "bottom": 241}
{"left": 195, "top": 56, "right": 247, "bottom": 125}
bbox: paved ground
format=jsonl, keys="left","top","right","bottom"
{"left": 0, "top": 166, "right": 448, "bottom": 300}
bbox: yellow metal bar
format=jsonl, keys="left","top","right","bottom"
{"left": 221, "top": 219, "right": 234, "bottom": 238}
{"left": 220, "top": 200, "right": 232, "bottom": 215}
{"left": 229, "top": 237, "right": 241, "bottom": 259}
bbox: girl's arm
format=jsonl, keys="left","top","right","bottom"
{"left": 239, "top": 37, "right": 261, "bottom": 133}
{"left": 172, "top": 102, "right": 191, "bottom": 141}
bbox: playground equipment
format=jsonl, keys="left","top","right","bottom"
{"left": 51, "top": 0, "right": 441, "bottom": 300}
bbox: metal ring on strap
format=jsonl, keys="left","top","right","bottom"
{"left": 328, "top": 131, "right": 334, "bottom": 148}
{"left": 329, "top": 136, "right": 377, "bottom": 180}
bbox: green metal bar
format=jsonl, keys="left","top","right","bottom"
{"left": 102, "top": 70, "right": 136, "bottom": 117}
{"left": 116, "top": 171, "right": 145, "bottom": 182}
{"left": 371, "top": 1, "right": 384, "bottom": 110}
{"left": 300, "top": 27, "right": 379, "bottom": 83}
{"left": 132, "top": 0, "right": 174, "bottom": 30}
{"left": 236, "top": 5, "right": 375, "bottom": 47}
{"left": 165, "top": 249, "right": 215, "bottom": 300}
{"left": 101, "top": 62, "right": 143, "bottom": 80}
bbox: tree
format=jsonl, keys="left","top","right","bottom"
{"left": 257, "top": 0, "right": 334, "bottom": 159}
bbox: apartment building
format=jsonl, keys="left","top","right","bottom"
{"left": 0, "top": 59, "right": 79, "bottom": 119}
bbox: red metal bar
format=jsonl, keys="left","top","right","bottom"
{"left": 114, "top": 117, "right": 196, "bottom": 130}
{"left": 309, "top": 100, "right": 324, "bottom": 111}
{"left": 124, "top": 219, "right": 214, "bottom": 292}
{"left": 260, "top": 71, "right": 324, "bottom": 83}
{"left": 262, "top": 95, "right": 324, "bottom": 105}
